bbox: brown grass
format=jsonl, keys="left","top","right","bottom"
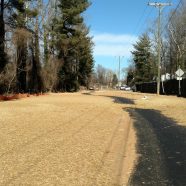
{"left": 0, "top": 92, "right": 136, "bottom": 185}
{"left": 1, "top": 90, "right": 184, "bottom": 185}
{"left": 92, "top": 91, "right": 186, "bottom": 126}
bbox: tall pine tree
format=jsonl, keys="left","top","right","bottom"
{"left": 27, "top": 0, "right": 44, "bottom": 93}
{"left": 0, "top": 0, "right": 7, "bottom": 72}
{"left": 131, "top": 33, "right": 156, "bottom": 83}
{"left": 51, "top": 0, "right": 93, "bottom": 91}
{"left": 14, "top": 1, "right": 38, "bottom": 92}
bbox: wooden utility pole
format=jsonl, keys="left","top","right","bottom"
{"left": 148, "top": 2, "right": 172, "bottom": 95}
{"left": 117, "top": 56, "right": 123, "bottom": 86}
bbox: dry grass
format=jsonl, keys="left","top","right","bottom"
{"left": 0, "top": 90, "right": 185, "bottom": 185}
{"left": 93, "top": 91, "right": 186, "bottom": 126}
{"left": 0, "top": 92, "right": 136, "bottom": 186}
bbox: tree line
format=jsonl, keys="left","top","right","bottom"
{"left": 0, "top": 0, "right": 94, "bottom": 94}
{"left": 127, "top": 1, "right": 186, "bottom": 86}
{"left": 92, "top": 64, "right": 118, "bottom": 88}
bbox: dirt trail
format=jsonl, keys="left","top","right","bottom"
{"left": 0, "top": 92, "right": 136, "bottom": 186}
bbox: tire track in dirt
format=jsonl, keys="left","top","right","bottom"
{"left": 84, "top": 93, "right": 137, "bottom": 186}
{"left": 114, "top": 117, "right": 132, "bottom": 186}
{"left": 92, "top": 113, "right": 133, "bottom": 186}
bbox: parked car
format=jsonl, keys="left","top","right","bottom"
{"left": 120, "top": 85, "right": 131, "bottom": 91}
{"left": 125, "top": 86, "right": 131, "bottom": 91}
{"left": 89, "top": 86, "right": 94, "bottom": 90}
{"left": 120, "top": 86, "right": 126, "bottom": 90}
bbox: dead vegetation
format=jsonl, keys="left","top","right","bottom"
{"left": 93, "top": 91, "right": 186, "bottom": 126}
{"left": 0, "top": 92, "right": 136, "bottom": 186}
{"left": 0, "top": 90, "right": 185, "bottom": 185}
{"left": 42, "top": 57, "right": 62, "bottom": 92}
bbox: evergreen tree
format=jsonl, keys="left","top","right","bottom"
{"left": 126, "top": 67, "right": 134, "bottom": 86}
{"left": 52, "top": 0, "right": 93, "bottom": 91}
{"left": 78, "top": 27, "right": 94, "bottom": 88}
{"left": 0, "top": 0, "right": 7, "bottom": 72}
{"left": 0, "top": 0, "right": 94, "bottom": 94}
{"left": 27, "top": 1, "right": 44, "bottom": 93}
{"left": 131, "top": 33, "right": 156, "bottom": 83}
{"left": 112, "top": 74, "right": 118, "bottom": 87}
{"left": 14, "top": 1, "right": 38, "bottom": 92}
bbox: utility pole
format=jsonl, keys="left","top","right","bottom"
{"left": 117, "top": 56, "right": 123, "bottom": 86}
{"left": 119, "top": 56, "right": 121, "bottom": 85}
{"left": 148, "top": 2, "right": 172, "bottom": 95}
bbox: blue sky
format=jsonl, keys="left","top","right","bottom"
{"left": 84, "top": 0, "right": 179, "bottom": 74}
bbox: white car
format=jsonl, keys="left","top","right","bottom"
{"left": 120, "top": 86, "right": 126, "bottom": 90}
{"left": 125, "top": 86, "right": 131, "bottom": 91}
{"left": 120, "top": 86, "right": 131, "bottom": 91}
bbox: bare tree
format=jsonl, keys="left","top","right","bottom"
{"left": 0, "top": 62, "right": 16, "bottom": 94}
{"left": 42, "top": 56, "right": 62, "bottom": 92}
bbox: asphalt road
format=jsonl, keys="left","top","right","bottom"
{"left": 127, "top": 108, "right": 186, "bottom": 186}
{"left": 111, "top": 95, "right": 186, "bottom": 186}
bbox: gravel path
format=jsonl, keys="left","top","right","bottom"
{"left": 0, "top": 93, "right": 135, "bottom": 186}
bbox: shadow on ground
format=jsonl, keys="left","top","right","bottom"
{"left": 82, "top": 94, "right": 186, "bottom": 185}
{"left": 104, "top": 96, "right": 135, "bottom": 105}
{"left": 97, "top": 95, "right": 186, "bottom": 185}
{"left": 81, "top": 93, "right": 135, "bottom": 105}
{"left": 127, "top": 108, "right": 186, "bottom": 186}
{"left": 81, "top": 92, "right": 92, "bottom": 95}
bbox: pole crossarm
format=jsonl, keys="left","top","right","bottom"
{"left": 148, "top": 2, "right": 172, "bottom": 7}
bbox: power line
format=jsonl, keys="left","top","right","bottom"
{"left": 133, "top": 4, "right": 149, "bottom": 35}
{"left": 133, "top": 1, "right": 155, "bottom": 36}
{"left": 133, "top": 0, "right": 182, "bottom": 37}
{"left": 161, "top": 0, "right": 182, "bottom": 34}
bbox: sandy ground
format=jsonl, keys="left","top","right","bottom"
{"left": 0, "top": 92, "right": 136, "bottom": 186}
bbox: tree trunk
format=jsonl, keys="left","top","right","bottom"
{"left": 28, "top": 17, "right": 44, "bottom": 93}
{"left": 16, "top": 45, "right": 27, "bottom": 93}
{"left": 44, "top": 28, "right": 49, "bottom": 63}
{"left": 0, "top": 0, "right": 7, "bottom": 72}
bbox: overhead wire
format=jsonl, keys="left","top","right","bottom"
{"left": 161, "top": 0, "right": 183, "bottom": 35}
{"left": 132, "top": 4, "right": 148, "bottom": 36}
{"left": 131, "top": 0, "right": 182, "bottom": 40}
{"left": 131, "top": 0, "right": 183, "bottom": 38}
{"left": 133, "top": 0, "right": 154, "bottom": 37}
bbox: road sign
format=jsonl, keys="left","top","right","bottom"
{"left": 175, "top": 67, "right": 184, "bottom": 96}
{"left": 175, "top": 68, "right": 184, "bottom": 77}
{"left": 177, "top": 77, "right": 182, "bottom": 80}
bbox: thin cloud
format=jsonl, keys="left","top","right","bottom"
{"left": 91, "top": 33, "right": 137, "bottom": 57}
{"left": 94, "top": 44, "right": 134, "bottom": 57}
{"left": 93, "top": 33, "right": 137, "bottom": 44}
